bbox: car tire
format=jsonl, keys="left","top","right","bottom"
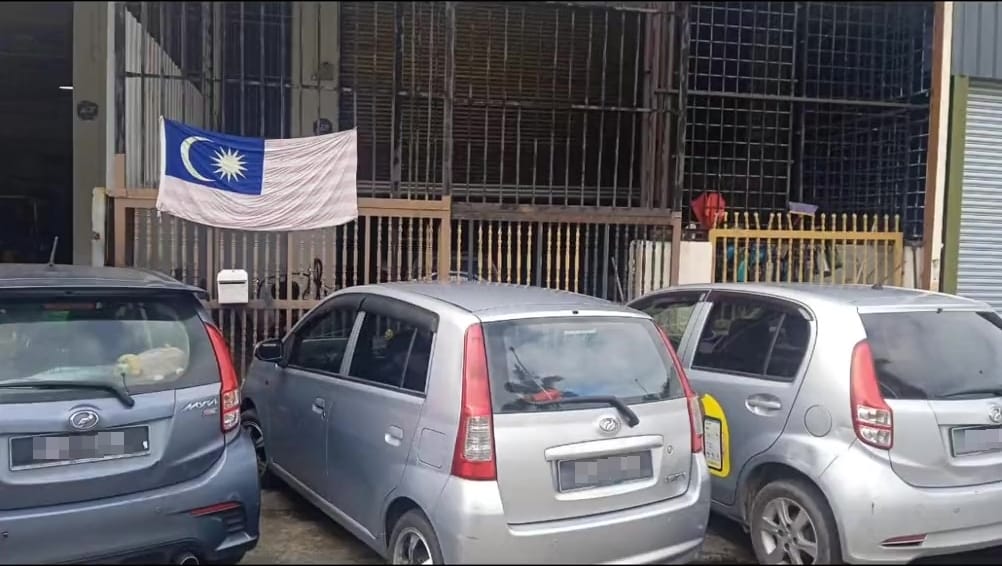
{"left": 241, "top": 409, "right": 274, "bottom": 489}
{"left": 388, "top": 509, "right": 444, "bottom": 565}
{"left": 749, "top": 478, "right": 842, "bottom": 565}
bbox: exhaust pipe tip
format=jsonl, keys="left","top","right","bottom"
{"left": 176, "top": 552, "right": 200, "bottom": 565}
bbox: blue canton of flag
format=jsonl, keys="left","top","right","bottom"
{"left": 157, "top": 117, "right": 358, "bottom": 232}
{"left": 162, "top": 120, "right": 265, "bottom": 196}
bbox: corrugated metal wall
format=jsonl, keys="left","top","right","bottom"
{"left": 124, "top": 7, "right": 206, "bottom": 188}
{"left": 952, "top": 1, "right": 1002, "bottom": 80}
{"left": 956, "top": 81, "right": 1002, "bottom": 309}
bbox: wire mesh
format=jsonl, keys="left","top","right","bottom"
{"left": 117, "top": 1, "right": 935, "bottom": 237}
{"left": 681, "top": 1, "right": 933, "bottom": 237}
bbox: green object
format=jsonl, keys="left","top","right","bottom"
{"left": 943, "top": 76, "right": 969, "bottom": 295}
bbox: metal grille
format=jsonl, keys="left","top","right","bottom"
{"left": 679, "top": 1, "right": 933, "bottom": 237}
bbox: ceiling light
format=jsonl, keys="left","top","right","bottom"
{"left": 58, "top": 85, "right": 73, "bottom": 91}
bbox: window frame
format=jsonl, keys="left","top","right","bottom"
{"left": 630, "top": 289, "right": 707, "bottom": 350}
{"left": 691, "top": 290, "right": 815, "bottom": 383}
{"left": 286, "top": 293, "right": 364, "bottom": 375}
{"left": 339, "top": 294, "right": 439, "bottom": 397}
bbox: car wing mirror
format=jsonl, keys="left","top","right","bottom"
{"left": 255, "top": 338, "right": 284, "bottom": 364}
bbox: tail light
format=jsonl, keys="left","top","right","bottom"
{"left": 206, "top": 323, "right": 241, "bottom": 433}
{"left": 850, "top": 341, "right": 893, "bottom": 449}
{"left": 656, "top": 326, "right": 703, "bottom": 453}
{"left": 451, "top": 323, "right": 496, "bottom": 481}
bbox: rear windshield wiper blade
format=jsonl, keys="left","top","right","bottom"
{"left": 938, "top": 387, "right": 1002, "bottom": 399}
{"left": 0, "top": 379, "right": 135, "bottom": 408}
{"left": 525, "top": 395, "right": 640, "bottom": 428}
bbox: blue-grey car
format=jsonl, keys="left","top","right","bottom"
{"left": 0, "top": 264, "right": 259, "bottom": 565}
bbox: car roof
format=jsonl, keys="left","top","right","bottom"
{"left": 650, "top": 282, "right": 989, "bottom": 312}
{"left": 369, "top": 281, "right": 632, "bottom": 317}
{"left": 0, "top": 263, "right": 203, "bottom": 295}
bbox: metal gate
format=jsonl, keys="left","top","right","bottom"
{"left": 108, "top": 180, "right": 681, "bottom": 375}
{"left": 954, "top": 80, "right": 1002, "bottom": 310}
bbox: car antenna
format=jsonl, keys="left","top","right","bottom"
{"left": 47, "top": 236, "right": 59, "bottom": 267}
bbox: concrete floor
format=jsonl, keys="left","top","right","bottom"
{"left": 244, "top": 483, "right": 1002, "bottom": 565}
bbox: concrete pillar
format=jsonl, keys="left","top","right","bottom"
{"left": 923, "top": 2, "right": 953, "bottom": 291}
{"left": 72, "top": 1, "right": 113, "bottom": 265}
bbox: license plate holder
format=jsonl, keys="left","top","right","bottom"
{"left": 951, "top": 426, "right": 1002, "bottom": 457}
{"left": 556, "top": 450, "right": 653, "bottom": 492}
{"left": 9, "top": 426, "right": 151, "bottom": 470}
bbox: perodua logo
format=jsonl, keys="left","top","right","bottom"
{"left": 597, "top": 416, "right": 622, "bottom": 435}
{"left": 69, "top": 409, "right": 100, "bottom": 431}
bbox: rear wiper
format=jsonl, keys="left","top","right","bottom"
{"left": 939, "top": 387, "right": 1002, "bottom": 400}
{"left": 525, "top": 395, "right": 640, "bottom": 428}
{"left": 0, "top": 378, "right": 135, "bottom": 408}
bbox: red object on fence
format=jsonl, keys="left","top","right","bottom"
{"left": 691, "top": 192, "right": 727, "bottom": 230}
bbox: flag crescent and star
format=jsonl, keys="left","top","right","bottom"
{"left": 157, "top": 117, "right": 359, "bottom": 232}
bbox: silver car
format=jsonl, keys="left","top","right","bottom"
{"left": 242, "top": 282, "right": 710, "bottom": 564}
{"left": 629, "top": 283, "right": 1002, "bottom": 564}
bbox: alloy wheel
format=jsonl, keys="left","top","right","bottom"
{"left": 758, "top": 496, "right": 819, "bottom": 565}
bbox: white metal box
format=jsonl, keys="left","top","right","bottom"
{"left": 216, "top": 269, "right": 249, "bottom": 305}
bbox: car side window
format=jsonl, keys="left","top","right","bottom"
{"left": 692, "top": 296, "right": 810, "bottom": 380}
{"left": 765, "top": 311, "right": 810, "bottom": 379}
{"left": 349, "top": 311, "right": 434, "bottom": 393}
{"left": 288, "top": 306, "right": 358, "bottom": 374}
{"left": 640, "top": 298, "right": 699, "bottom": 350}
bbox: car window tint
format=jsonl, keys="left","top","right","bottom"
{"left": 289, "top": 307, "right": 357, "bottom": 374}
{"left": 483, "top": 316, "right": 683, "bottom": 414}
{"left": 642, "top": 299, "right": 698, "bottom": 350}
{"left": 862, "top": 310, "right": 1002, "bottom": 400}
{"left": 693, "top": 298, "right": 784, "bottom": 377}
{"left": 0, "top": 295, "right": 212, "bottom": 396}
{"left": 765, "top": 312, "right": 810, "bottom": 379}
{"left": 350, "top": 312, "right": 433, "bottom": 393}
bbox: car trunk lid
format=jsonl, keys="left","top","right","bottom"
{"left": 861, "top": 309, "right": 1002, "bottom": 488}
{"left": 482, "top": 315, "right": 694, "bottom": 525}
{"left": 0, "top": 293, "right": 226, "bottom": 510}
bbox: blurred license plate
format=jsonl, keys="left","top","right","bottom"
{"left": 557, "top": 451, "right": 653, "bottom": 492}
{"left": 951, "top": 426, "right": 1002, "bottom": 456}
{"left": 10, "top": 426, "right": 150, "bottom": 470}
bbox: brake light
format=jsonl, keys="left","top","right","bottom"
{"left": 656, "top": 326, "right": 703, "bottom": 453}
{"left": 206, "top": 323, "right": 241, "bottom": 433}
{"left": 850, "top": 341, "right": 893, "bottom": 449}
{"left": 451, "top": 323, "right": 496, "bottom": 481}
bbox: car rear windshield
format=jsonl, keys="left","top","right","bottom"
{"left": 483, "top": 316, "right": 683, "bottom": 414}
{"left": 0, "top": 295, "right": 213, "bottom": 396}
{"left": 861, "top": 310, "right": 1002, "bottom": 400}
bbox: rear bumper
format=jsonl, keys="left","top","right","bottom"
{"left": 822, "top": 443, "right": 1002, "bottom": 564}
{"left": 0, "top": 433, "right": 260, "bottom": 565}
{"left": 432, "top": 454, "right": 711, "bottom": 564}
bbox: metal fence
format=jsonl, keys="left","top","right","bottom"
{"left": 109, "top": 185, "right": 681, "bottom": 375}
{"left": 708, "top": 211, "right": 904, "bottom": 285}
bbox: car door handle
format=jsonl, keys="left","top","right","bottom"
{"left": 384, "top": 426, "right": 404, "bottom": 447}
{"left": 311, "top": 397, "right": 326, "bottom": 417}
{"left": 746, "top": 395, "right": 783, "bottom": 414}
